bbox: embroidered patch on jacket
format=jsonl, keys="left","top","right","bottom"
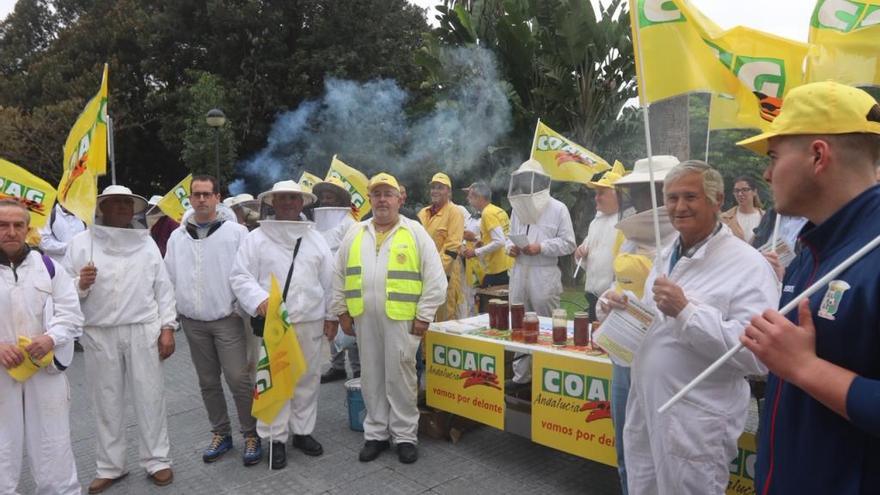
{"left": 818, "top": 280, "right": 851, "bottom": 321}
{"left": 782, "top": 285, "right": 795, "bottom": 293}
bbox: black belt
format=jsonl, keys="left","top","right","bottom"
{"left": 444, "top": 249, "right": 459, "bottom": 260}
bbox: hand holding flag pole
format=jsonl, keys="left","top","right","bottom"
{"left": 658, "top": 232, "right": 880, "bottom": 414}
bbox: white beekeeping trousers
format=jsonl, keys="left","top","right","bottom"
{"left": 82, "top": 321, "right": 172, "bottom": 478}
{"left": 355, "top": 311, "right": 422, "bottom": 444}
{"left": 256, "top": 319, "right": 324, "bottom": 441}
{"left": 0, "top": 370, "right": 80, "bottom": 495}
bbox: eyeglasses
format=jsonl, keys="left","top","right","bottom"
{"left": 190, "top": 192, "right": 216, "bottom": 199}
{"left": 733, "top": 188, "right": 753, "bottom": 194}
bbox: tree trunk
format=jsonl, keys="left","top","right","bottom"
{"left": 647, "top": 94, "right": 689, "bottom": 161}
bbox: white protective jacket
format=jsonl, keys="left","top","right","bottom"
{"left": 578, "top": 211, "right": 617, "bottom": 295}
{"left": 230, "top": 221, "right": 335, "bottom": 323}
{"left": 39, "top": 204, "right": 86, "bottom": 263}
{"left": 506, "top": 197, "right": 576, "bottom": 267}
{"left": 63, "top": 224, "right": 178, "bottom": 329}
{"left": 330, "top": 216, "right": 447, "bottom": 324}
{"left": 624, "top": 224, "right": 778, "bottom": 495}
{"left": 1, "top": 249, "right": 83, "bottom": 359}
{"left": 164, "top": 220, "right": 248, "bottom": 321}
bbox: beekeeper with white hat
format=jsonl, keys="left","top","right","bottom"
{"left": 230, "top": 179, "right": 335, "bottom": 470}
{"left": 63, "top": 184, "right": 178, "bottom": 492}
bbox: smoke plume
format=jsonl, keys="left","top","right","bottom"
{"left": 229, "top": 45, "right": 512, "bottom": 195}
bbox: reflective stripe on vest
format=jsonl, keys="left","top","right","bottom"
{"left": 344, "top": 226, "right": 422, "bottom": 320}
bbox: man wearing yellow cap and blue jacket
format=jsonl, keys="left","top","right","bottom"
{"left": 738, "top": 81, "right": 880, "bottom": 495}
{"left": 332, "top": 173, "right": 447, "bottom": 465}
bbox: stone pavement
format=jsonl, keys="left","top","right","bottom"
{"left": 17, "top": 333, "right": 621, "bottom": 494}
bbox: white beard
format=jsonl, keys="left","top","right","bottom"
{"left": 509, "top": 189, "right": 550, "bottom": 225}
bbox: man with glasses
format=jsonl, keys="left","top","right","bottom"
{"left": 332, "top": 173, "right": 446, "bottom": 464}
{"left": 164, "top": 176, "right": 261, "bottom": 466}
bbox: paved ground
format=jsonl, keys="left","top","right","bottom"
{"left": 17, "top": 333, "right": 621, "bottom": 494}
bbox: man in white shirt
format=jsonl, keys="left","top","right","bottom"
{"left": 230, "top": 180, "right": 337, "bottom": 470}
{"left": 574, "top": 163, "right": 624, "bottom": 320}
{"left": 164, "top": 175, "right": 261, "bottom": 466}
{"left": 64, "top": 185, "right": 178, "bottom": 493}
{"left": 0, "top": 199, "right": 84, "bottom": 495}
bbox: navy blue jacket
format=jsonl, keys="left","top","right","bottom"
{"left": 756, "top": 185, "right": 880, "bottom": 494}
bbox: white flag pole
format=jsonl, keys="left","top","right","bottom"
{"left": 770, "top": 212, "right": 782, "bottom": 253}
{"left": 530, "top": 119, "right": 541, "bottom": 160}
{"left": 631, "top": 7, "right": 663, "bottom": 255}
{"left": 658, "top": 232, "right": 880, "bottom": 414}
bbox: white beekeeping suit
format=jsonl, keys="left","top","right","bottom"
{"left": 1, "top": 246, "right": 83, "bottom": 495}
{"left": 63, "top": 186, "right": 178, "bottom": 484}
{"left": 622, "top": 224, "right": 777, "bottom": 495}
{"left": 505, "top": 160, "right": 576, "bottom": 383}
{"left": 331, "top": 216, "right": 447, "bottom": 445}
{"left": 230, "top": 219, "right": 336, "bottom": 443}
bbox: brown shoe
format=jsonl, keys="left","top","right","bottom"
{"left": 150, "top": 468, "right": 174, "bottom": 487}
{"left": 88, "top": 473, "right": 128, "bottom": 494}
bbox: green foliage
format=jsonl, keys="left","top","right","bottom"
{"left": 0, "top": 0, "right": 429, "bottom": 195}
{"left": 180, "top": 71, "right": 237, "bottom": 186}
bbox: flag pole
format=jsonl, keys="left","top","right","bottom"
{"left": 770, "top": 212, "right": 782, "bottom": 253}
{"left": 530, "top": 119, "right": 541, "bottom": 159}
{"left": 630, "top": 5, "right": 663, "bottom": 255}
{"left": 108, "top": 114, "right": 117, "bottom": 185}
{"left": 658, "top": 232, "right": 880, "bottom": 414}
{"left": 704, "top": 95, "right": 712, "bottom": 162}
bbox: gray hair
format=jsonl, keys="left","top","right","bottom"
{"left": 0, "top": 199, "right": 31, "bottom": 225}
{"left": 468, "top": 181, "right": 492, "bottom": 201}
{"left": 663, "top": 160, "right": 724, "bottom": 207}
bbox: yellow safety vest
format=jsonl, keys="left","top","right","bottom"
{"left": 345, "top": 226, "right": 422, "bottom": 320}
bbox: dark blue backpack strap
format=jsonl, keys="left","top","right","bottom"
{"left": 41, "top": 254, "right": 55, "bottom": 279}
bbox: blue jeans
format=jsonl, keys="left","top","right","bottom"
{"left": 611, "top": 363, "right": 631, "bottom": 495}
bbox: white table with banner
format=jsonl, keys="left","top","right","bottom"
{"left": 426, "top": 314, "right": 758, "bottom": 495}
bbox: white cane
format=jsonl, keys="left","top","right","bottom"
{"left": 658, "top": 232, "right": 880, "bottom": 414}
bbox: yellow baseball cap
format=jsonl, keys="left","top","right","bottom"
{"left": 430, "top": 172, "right": 452, "bottom": 188}
{"left": 367, "top": 172, "right": 400, "bottom": 192}
{"left": 738, "top": 81, "right": 880, "bottom": 155}
{"left": 587, "top": 160, "right": 627, "bottom": 189}
{"left": 613, "top": 253, "right": 652, "bottom": 299}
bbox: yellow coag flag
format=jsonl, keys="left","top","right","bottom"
{"left": 156, "top": 174, "right": 193, "bottom": 222}
{"left": 58, "top": 64, "right": 109, "bottom": 224}
{"left": 530, "top": 121, "right": 610, "bottom": 183}
{"left": 705, "top": 26, "right": 808, "bottom": 130}
{"left": 806, "top": 0, "right": 880, "bottom": 86}
{"left": 0, "top": 158, "right": 57, "bottom": 228}
{"left": 298, "top": 171, "right": 322, "bottom": 193}
{"left": 251, "top": 275, "right": 306, "bottom": 424}
{"left": 629, "top": 0, "right": 734, "bottom": 105}
{"left": 326, "top": 155, "right": 370, "bottom": 220}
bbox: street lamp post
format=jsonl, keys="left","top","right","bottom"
{"left": 205, "top": 108, "right": 226, "bottom": 187}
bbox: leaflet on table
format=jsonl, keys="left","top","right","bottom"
{"left": 508, "top": 234, "right": 529, "bottom": 248}
{"left": 758, "top": 238, "right": 796, "bottom": 267}
{"left": 430, "top": 319, "right": 489, "bottom": 335}
{"left": 593, "top": 291, "right": 655, "bottom": 365}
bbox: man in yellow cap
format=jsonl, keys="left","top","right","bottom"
{"left": 574, "top": 161, "right": 625, "bottom": 321}
{"left": 418, "top": 173, "right": 465, "bottom": 320}
{"left": 735, "top": 82, "right": 880, "bottom": 495}
{"left": 332, "top": 173, "right": 446, "bottom": 465}
{"left": 463, "top": 181, "right": 511, "bottom": 287}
